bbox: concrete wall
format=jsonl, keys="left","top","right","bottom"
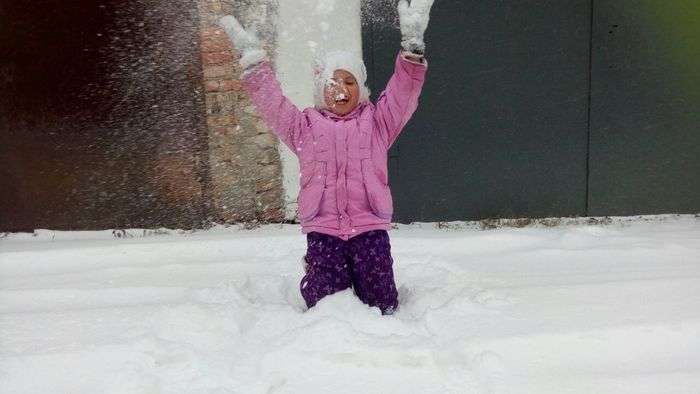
{"left": 275, "top": 0, "right": 363, "bottom": 219}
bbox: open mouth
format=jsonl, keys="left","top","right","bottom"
{"left": 334, "top": 93, "right": 350, "bottom": 105}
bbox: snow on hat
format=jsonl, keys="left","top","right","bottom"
{"left": 313, "top": 50, "right": 371, "bottom": 109}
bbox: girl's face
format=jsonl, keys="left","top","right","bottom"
{"left": 323, "top": 69, "right": 360, "bottom": 116}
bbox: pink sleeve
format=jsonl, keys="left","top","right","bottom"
{"left": 373, "top": 51, "right": 428, "bottom": 149}
{"left": 242, "top": 62, "right": 307, "bottom": 155}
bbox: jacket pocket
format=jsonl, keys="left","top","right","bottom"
{"left": 360, "top": 159, "right": 393, "bottom": 220}
{"left": 298, "top": 161, "right": 327, "bottom": 222}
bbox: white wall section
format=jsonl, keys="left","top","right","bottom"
{"left": 275, "top": 0, "right": 363, "bottom": 220}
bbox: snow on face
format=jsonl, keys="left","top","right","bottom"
{"left": 323, "top": 69, "right": 360, "bottom": 116}
{"left": 313, "top": 50, "right": 369, "bottom": 110}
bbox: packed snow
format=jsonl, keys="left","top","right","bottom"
{"left": 1, "top": 215, "right": 700, "bottom": 393}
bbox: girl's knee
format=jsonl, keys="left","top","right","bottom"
{"left": 299, "top": 262, "right": 352, "bottom": 308}
{"left": 352, "top": 276, "right": 398, "bottom": 315}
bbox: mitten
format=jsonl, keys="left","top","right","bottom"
{"left": 219, "top": 15, "right": 267, "bottom": 70}
{"left": 398, "top": 0, "right": 435, "bottom": 56}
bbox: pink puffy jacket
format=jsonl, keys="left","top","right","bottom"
{"left": 242, "top": 52, "right": 427, "bottom": 240}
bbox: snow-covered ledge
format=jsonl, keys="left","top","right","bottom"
{"left": 275, "top": 0, "right": 363, "bottom": 220}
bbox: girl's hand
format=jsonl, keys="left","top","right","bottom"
{"left": 398, "top": 0, "right": 435, "bottom": 56}
{"left": 219, "top": 15, "right": 267, "bottom": 70}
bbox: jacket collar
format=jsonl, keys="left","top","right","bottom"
{"left": 319, "top": 101, "right": 368, "bottom": 120}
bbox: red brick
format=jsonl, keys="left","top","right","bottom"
{"left": 207, "top": 115, "right": 237, "bottom": 128}
{"left": 204, "top": 80, "right": 220, "bottom": 92}
{"left": 200, "top": 27, "right": 233, "bottom": 52}
{"left": 210, "top": 126, "right": 231, "bottom": 137}
{"left": 200, "top": 27, "right": 222, "bottom": 41}
{"left": 205, "top": 0, "right": 222, "bottom": 14}
{"left": 220, "top": 79, "right": 242, "bottom": 92}
{"left": 202, "top": 51, "right": 234, "bottom": 65}
{"left": 203, "top": 65, "right": 231, "bottom": 80}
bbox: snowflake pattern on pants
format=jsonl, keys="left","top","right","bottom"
{"left": 300, "top": 230, "right": 399, "bottom": 315}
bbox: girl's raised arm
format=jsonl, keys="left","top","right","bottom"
{"left": 219, "top": 15, "right": 306, "bottom": 156}
{"left": 373, "top": 0, "right": 433, "bottom": 149}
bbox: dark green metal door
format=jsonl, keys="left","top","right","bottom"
{"left": 363, "top": 0, "right": 699, "bottom": 222}
{"left": 589, "top": 1, "right": 700, "bottom": 215}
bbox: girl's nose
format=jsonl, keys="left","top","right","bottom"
{"left": 331, "top": 84, "right": 347, "bottom": 95}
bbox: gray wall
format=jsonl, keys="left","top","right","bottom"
{"left": 363, "top": 0, "right": 700, "bottom": 222}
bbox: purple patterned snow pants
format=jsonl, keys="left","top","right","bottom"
{"left": 300, "top": 230, "right": 399, "bottom": 315}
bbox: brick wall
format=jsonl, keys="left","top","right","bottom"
{"left": 0, "top": 1, "right": 288, "bottom": 232}
{"left": 198, "top": 0, "right": 286, "bottom": 224}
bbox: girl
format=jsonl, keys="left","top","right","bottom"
{"left": 220, "top": 0, "right": 434, "bottom": 315}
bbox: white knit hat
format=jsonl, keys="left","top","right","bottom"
{"left": 312, "top": 50, "right": 371, "bottom": 109}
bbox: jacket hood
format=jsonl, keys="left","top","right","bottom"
{"left": 313, "top": 50, "right": 371, "bottom": 109}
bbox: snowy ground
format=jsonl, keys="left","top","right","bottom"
{"left": 1, "top": 215, "right": 699, "bottom": 394}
